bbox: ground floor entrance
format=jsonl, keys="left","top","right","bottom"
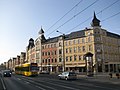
{"left": 105, "top": 63, "right": 120, "bottom": 73}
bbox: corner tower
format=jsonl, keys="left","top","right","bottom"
{"left": 38, "top": 27, "right": 46, "bottom": 42}
{"left": 91, "top": 12, "right": 100, "bottom": 27}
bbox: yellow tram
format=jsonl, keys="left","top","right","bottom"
{"left": 15, "top": 63, "right": 38, "bottom": 76}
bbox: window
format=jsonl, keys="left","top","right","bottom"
{"left": 70, "top": 56, "right": 72, "bottom": 61}
{"left": 36, "top": 60, "right": 39, "bottom": 63}
{"left": 73, "top": 40, "right": 77, "bottom": 44}
{"left": 78, "top": 39, "right": 80, "bottom": 44}
{"left": 59, "top": 58, "right": 62, "bottom": 62}
{"left": 52, "top": 59, "right": 54, "bottom": 63}
{"left": 73, "top": 40, "right": 75, "bottom": 44}
{"left": 69, "top": 41, "right": 72, "bottom": 45}
{"left": 42, "top": 52, "right": 44, "bottom": 56}
{"left": 42, "top": 59, "right": 44, "bottom": 63}
{"left": 45, "top": 52, "right": 47, "bottom": 56}
{"left": 78, "top": 46, "right": 81, "bottom": 52}
{"left": 88, "top": 45, "right": 92, "bottom": 51}
{"left": 51, "top": 51, "right": 54, "bottom": 55}
{"left": 74, "top": 55, "right": 77, "bottom": 61}
{"left": 59, "top": 42, "right": 62, "bottom": 47}
{"left": 51, "top": 44, "right": 53, "bottom": 48}
{"left": 82, "top": 38, "right": 85, "bottom": 43}
{"left": 88, "top": 37, "right": 91, "bottom": 42}
{"left": 45, "top": 59, "right": 47, "bottom": 63}
{"left": 54, "top": 44, "right": 56, "bottom": 47}
{"left": 59, "top": 49, "right": 62, "bottom": 54}
{"left": 66, "top": 56, "right": 68, "bottom": 62}
{"left": 66, "top": 48, "right": 68, "bottom": 53}
{"left": 78, "top": 55, "right": 81, "bottom": 61}
{"left": 48, "top": 52, "right": 50, "bottom": 55}
{"left": 54, "top": 50, "right": 57, "bottom": 55}
{"left": 65, "top": 41, "right": 67, "bottom": 46}
{"left": 74, "top": 47, "right": 77, "bottom": 53}
{"left": 45, "top": 45, "right": 47, "bottom": 48}
{"left": 48, "top": 45, "right": 50, "bottom": 48}
{"left": 42, "top": 46, "right": 44, "bottom": 49}
{"left": 82, "top": 46, "right": 85, "bottom": 52}
{"left": 36, "top": 53, "right": 39, "bottom": 59}
{"left": 55, "top": 58, "right": 57, "bottom": 62}
{"left": 96, "top": 37, "right": 100, "bottom": 42}
{"left": 69, "top": 47, "right": 72, "bottom": 53}
{"left": 36, "top": 41, "right": 39, "bottom": 45}
{"left": 48, "top": 59, "right": 50, "bottom": 63}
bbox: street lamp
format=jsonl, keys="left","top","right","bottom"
{"left": 56, "top": 30, "right": 65, "bottom": 72}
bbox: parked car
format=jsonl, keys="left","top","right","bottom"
{"left": 39, "top": 71, "right": 50, "bottom": 74}
{"left": 58, "top": 72, "right": 77, "bottom": 80}
{"left": 3, "top": 70, "right": 12, "bottom": 77}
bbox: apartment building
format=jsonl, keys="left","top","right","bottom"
{"left": 34, "top": 12, "right": 120, "bottom": 73}
{"left": 26, "top": 38, "right": 35, "bottom": 63}
{"left": 5, "top": 12, "right": 119, "bottom": 73}
{"left": 20, "top": 52, "right": 26, "bottom": 64}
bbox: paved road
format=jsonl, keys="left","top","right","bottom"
{"left": 0, "top": 74, "right": 4, "bottom": 90}
{"left": 1, "top": 74, "right": 120, "bottom": 90}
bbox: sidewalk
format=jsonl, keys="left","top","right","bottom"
{"left": 77, "top": 73, "right": 120, "bottom": 84}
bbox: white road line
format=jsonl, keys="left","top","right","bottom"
{"left": 24, "top": 81, "right": 30, "bottom": 84}
{"left": 0, "top": 78, "right": 6, "bottom": 90}
{"left": 33, "top": 82, "right": 57, "bottom": 90}
{"left": 35, "top": 85, "right": 46, "bottom": 90}
{"left": 21, "top": 78, "right": 57, "bottom": 90}
{"left": 37, "top": 80, "right": 80, "bottom": 90}
{"left": 24, "top": 77, "right": 80, "bottom": 90}
{"left": 17, "top": 78, "right": 21, "bottom": 80}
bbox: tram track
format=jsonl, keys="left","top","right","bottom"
{"left": 15, "top": 75, "right": 117, "bottom": 90}
{"left": 0, "top": 75, "right": 7, "bottom": 90}
{"left": 14, "top": 75, "right": 81, "bottom": 90}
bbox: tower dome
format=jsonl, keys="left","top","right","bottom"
{"left": 91, "top": 12, "right": 100, "bottom": 27}
{"left": 38, "top": 27, "right": 44, "bottom": 35}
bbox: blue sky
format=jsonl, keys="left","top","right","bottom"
{"left": 0, "top": 0, "right": 120, "bottom": 64}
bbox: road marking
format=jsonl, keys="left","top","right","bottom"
{"left": 25, "top": 81, "right": 30, "bottom": 84}
{"left": 35, "top": 85, "right": 46, "bottom": 90}
{"left": 20, "top": 78, "right": 56, "bottom": 90}
{"left": 34, "top": 82, "right": 57, "bottom": 90}
{"left": 24, "top": 77, "right": 80, "bottom": 90}
{"left": 37, "top": 80, "right": 80, "bottom": 90}
{"left": 0, "top": 78, "right": 6, "bottom": 90}
{"left": 17, "top": 78, "right": 21, "bottom": 80}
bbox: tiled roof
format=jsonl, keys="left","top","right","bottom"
{"left": 65, "top": 30, "right": 85, "bottom": 40}
{"left": 42, "top": 29, "right": 120, "bottom": 44}
{"left": 42, "top": 36, "right": 59, "bottom": 44}
{"left": 43, "top": 30, "right": 86, "bottom": 44}
{"left": 107, "top": 32, "right": 120, "bottom": 39}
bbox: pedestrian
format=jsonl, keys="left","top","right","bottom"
{"left": 109, "top": 73, "right": 112, "bottom": 78}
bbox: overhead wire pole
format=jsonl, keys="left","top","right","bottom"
{"left": 56, "top": 30, "right": 65, "bottom": 72}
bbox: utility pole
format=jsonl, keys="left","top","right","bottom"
{"left": 56, "top": 30, "right": 65, "bottom": 72}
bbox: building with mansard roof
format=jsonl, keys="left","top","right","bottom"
{"left": 34, "top": 12, "right": 120, "bottom": 74}
{"left": 26, "top": 38, "right": 35, "bottom": 63}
